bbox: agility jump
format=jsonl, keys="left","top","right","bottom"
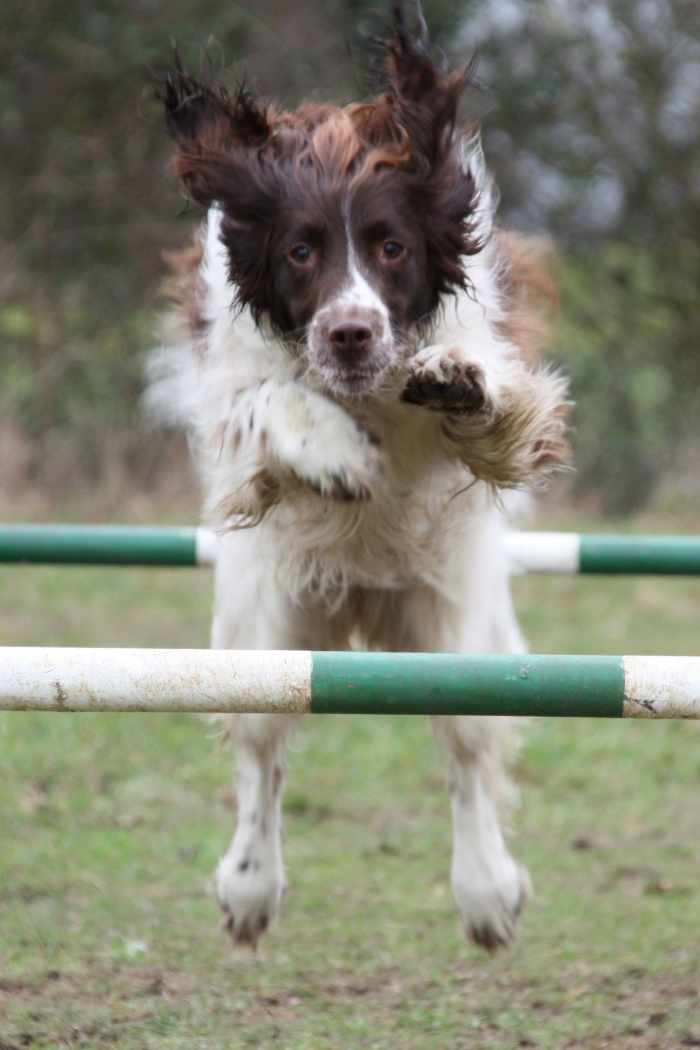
{"left": 0, "top": 649, "right": 697, "bottom": 719}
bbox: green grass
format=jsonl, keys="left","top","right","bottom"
{"left": 1, "top": 527, "right": 700, "bottom": 1048}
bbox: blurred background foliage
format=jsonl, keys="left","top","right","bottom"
{"left": 1, "top": 0, "right": 699, "bottom": 512}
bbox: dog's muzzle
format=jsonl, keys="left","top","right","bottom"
{"left": 309, "top": 305, "right": 393, "bottom": 393}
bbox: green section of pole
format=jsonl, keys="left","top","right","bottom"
{"left": 0, "top": 525, "right": 199, "bottom": 566}
{"left": 310, "top": 653, "right": 625, "bottom": 717}
{"left": 579, "top": 535, "right": 700, "bottom": 575}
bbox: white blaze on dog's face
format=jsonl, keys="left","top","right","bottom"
{"left": 261, "top": 177, "right": 446, "bottom": 394}
{"left": 305, "top": 219, "right": 394, "bottom": 394}
{"left": 162, "top": 16, "right": 482, "bottom": 394}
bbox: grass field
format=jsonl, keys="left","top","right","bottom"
{"left": 1, "top": 516, "right": 700, "bottom": 1049}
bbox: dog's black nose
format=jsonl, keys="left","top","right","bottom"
{"left": 329, "top": 320, "right": 373, "bottom": 354}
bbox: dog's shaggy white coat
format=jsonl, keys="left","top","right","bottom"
{"left": 148, "top": 146, "right": 566, "bottom": 949}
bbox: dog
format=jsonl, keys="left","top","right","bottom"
{"left": 148, "top": 3, "right": 569, "bottom": 951}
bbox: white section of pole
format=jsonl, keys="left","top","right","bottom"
{"left": 197, "top": 530, "right": 583, "bottom": 573}
{"left": 196, "top": 530, "right": 582, "bottom": 574}
{"left": 0, "top": 648, "right": 312, "bottom": 713}
{"left": 195, "top": 527, "right": 220, "bottom": 566}
{"left": 504, "top": 531, "right": 581, "bottom": 574}
{"left": 623, "top": 656, "right": 700, "bottom": 719}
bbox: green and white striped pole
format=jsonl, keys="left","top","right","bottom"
{"left": 504, "top": 532, "right": 700, "bottom": 575}
{"left": 0, "top": 525, "right": 699, "bottom": 574}
{"left": 0, "top": 649, "right": 698, "bottom": 718}
{"left": 0, "top": 524, "right": 218, "bottom": 566}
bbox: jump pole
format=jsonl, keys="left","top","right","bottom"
{"left": 0, "top": 525, "right": 700, "bottom": 574}
{"left": 0, "top": 649, "right": 699, "bottom": 718}
{"left": 503, "top": 532, "right": 700, "bottom": 575}
{"left": 0, "top": 524, "right": 217, "bottom": 566}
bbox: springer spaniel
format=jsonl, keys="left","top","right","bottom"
{"left": 148, "top": 3, "right": 569, "bottom": 950}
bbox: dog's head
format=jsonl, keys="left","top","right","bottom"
{"left": 161, "top": 4, "right": 481, "bottom": 395}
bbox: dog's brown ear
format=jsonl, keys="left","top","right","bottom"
{"left": 161, "top": 61, "right": 271, "bottom": 148}
{"left": 383, "top": 2, "right": 482, "bottom": 290}
{"left": 158, "top": 63, "right": 273, "bottom": 210}
{"left": 386, "top": 2, "right": 475, "bottom": 164}
{"left": 156, "top": 61, "right": 280, "bottom": 319}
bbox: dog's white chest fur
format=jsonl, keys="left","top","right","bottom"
{"left": 150, "top": 205, "right": 565, "bottom": 602}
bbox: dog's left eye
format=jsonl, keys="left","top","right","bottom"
{"left": 382, "top": 240, "right": 404, "bottom": 260}
{"left": 289, "top": 245, "right": 312, "bottom": 264}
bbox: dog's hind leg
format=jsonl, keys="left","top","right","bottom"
{"left": 433, "top": 518, "right": 531, "bottom": 949}
{"left": 360, "top": 511, "right": 531, "bottom": 949}
{"left": 436, "top": 523, "right": 531, "bottom": 949}
{"left": 431, "top": 714, "right": 531, "bottom": 950}
{"left": 210, "top": 529, "right": 332, "bottom": 947}
{"left": 215, "top": 711, "right": 297, "bottom": 947}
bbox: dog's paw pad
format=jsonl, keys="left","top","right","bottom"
{"left": 401, "top": 357, "right": 487, "bottom": 413}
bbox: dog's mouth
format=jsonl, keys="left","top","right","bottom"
{"left": 315, "top": 347, "right": 395, "bottom": 396}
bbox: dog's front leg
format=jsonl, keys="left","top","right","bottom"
{"left": 218, "top": 380, "right": 384, "bottom": 507}
{"left": 206, "top": 380, "right": 384, "bottom": 521}
{"left": 258, "top": 381, "right": 383, "bottom": 500}
{"left": 400, "top": 345, "right": 569, "bottom": 488}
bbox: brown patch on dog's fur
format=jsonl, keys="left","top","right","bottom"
{"left": 495, "top": 231, "right": 558, "bottom": 367}
{"left": 162, "top": 242, "right": 206, "bottom": 350}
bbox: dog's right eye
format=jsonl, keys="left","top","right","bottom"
{"left": 382, "top": 240, "right": 404, "bottom": 260}
{"left": 289, "top": 245, "right": 312, "bottom": 264}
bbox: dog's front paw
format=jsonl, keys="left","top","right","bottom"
{"left": 309, "top": 426, "right": 383, "bottom": 501}
{"left": 265, "top": 385, "right": 385, "bottom": 502}
{"left": 401, "top": 346, "right": 488, "bottom": 413}
{"left": 286, "top": 417, "right": 383, "bottom": 501}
